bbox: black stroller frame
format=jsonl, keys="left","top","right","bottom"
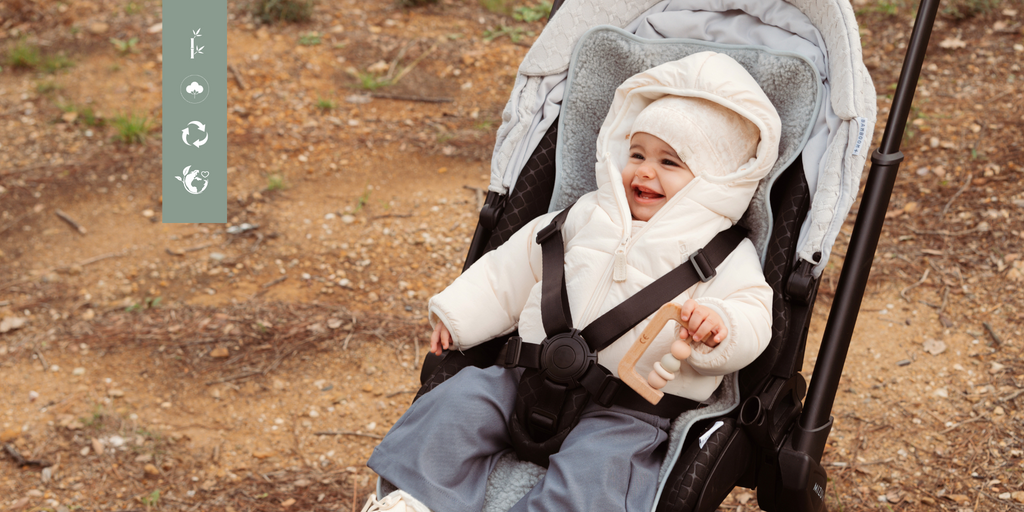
{"left": 412, "top": 0, "right": 942, "bottom": 510}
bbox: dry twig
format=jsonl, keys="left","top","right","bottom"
{"left": 55, "top": 209, "right": 87, "bottom": 234}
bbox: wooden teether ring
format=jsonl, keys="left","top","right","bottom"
{"left": 617, "top": 303, "right": 689, "bottom": 405}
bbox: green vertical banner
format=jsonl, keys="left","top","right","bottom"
{"left": 162, "top": 0, "right": 227, "bottom": 223}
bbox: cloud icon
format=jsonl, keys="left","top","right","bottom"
{"left": 186, "top": 81, "right": 204, "bottom": 98}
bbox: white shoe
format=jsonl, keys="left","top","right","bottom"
{"left": 361, "top": 490, "right": 432, "bottom": 512}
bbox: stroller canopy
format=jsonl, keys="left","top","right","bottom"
{"left": 489, "top": 0, "right": 876, "bottom": 276}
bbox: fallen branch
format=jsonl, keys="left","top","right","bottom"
{"left": 228, "top": 63, "right": 247, "bottom": 90}
{"left": 313, "top": 431, "right": 383, "bottom": 440}
{"left": 55, "top": 209, "right": 87, "bottom": 235}
{"left": 367, "top": 92, "right": 453, "bottom": 103}
{"left": 3, "top": 443, "right": 52, "bottom": 468}
{"left": 899, "top": 268, "right": 929, "bottom": 302}
{"left": 941, "top": 173, "right": 972, "bottom": 216}
{"left": 939, "top": 415, "right": 988, "bottom": 434}
{"left": 982, "top": 322, "right": 1002, "bottom": 346}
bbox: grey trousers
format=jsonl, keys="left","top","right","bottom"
{"left": 368, "top": 365, "right": 671, "bottom": 512}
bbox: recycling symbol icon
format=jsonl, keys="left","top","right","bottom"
{"left": 181, "top": 120, "right": 209, "bottom": 147}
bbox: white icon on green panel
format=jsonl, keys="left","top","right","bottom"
{"left": 191, "top": 28, "right": 204, "bottom": 59}
{"left": 181, "top": 120, "right": 209, "bottom": 147}
{"left": 179, "top": 74, "right": 210, "bottom": 104}
{"left": 176, "top": 165, "right": 210, "bottom": 195}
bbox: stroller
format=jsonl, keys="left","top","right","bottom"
{"left": 379, "top": 0, "right": 938, "bottom": 509}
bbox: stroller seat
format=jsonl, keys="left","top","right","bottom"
{"left": 378, "top": 1, "right": 878, "bottom": 511}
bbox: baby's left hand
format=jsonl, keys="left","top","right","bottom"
{"left": 678, "top": 299, "right": 727, "bottom": 347}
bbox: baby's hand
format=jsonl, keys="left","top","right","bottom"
{"left": 430, "top": 322, "right": 452, "bottom": 356}
{"left": 678, "top": 299, "right": 727, "bottom": 347}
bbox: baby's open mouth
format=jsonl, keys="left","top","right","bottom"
{"left": 633, "top": 185, "right": 664, "bottom": 202}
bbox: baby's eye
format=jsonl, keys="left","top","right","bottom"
{"left": 630, "top": 152, "right": 645, "bottom": 160}
{"left": 661, "top": 159, "right": 679, "bottom": 167}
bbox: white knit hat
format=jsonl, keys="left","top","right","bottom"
{"left": 629, "top": 96, "right": 760, "bottom": 179}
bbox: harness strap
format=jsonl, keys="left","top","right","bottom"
{"left": 536, "top": 206, "right": 574, "bottom": 337}
{"left": 580, "top": 224, "right": 748, "bottom": 352}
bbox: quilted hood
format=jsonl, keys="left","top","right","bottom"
{"left": 594, "top": 51, "right": 782, "bottom": 228}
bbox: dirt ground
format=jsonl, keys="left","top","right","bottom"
{"left": 1, "top": 0, "right": 1023, "bottom": 510}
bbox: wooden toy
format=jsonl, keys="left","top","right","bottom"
{"left": 618, "top": 303, "right": 693, "bottom": 405}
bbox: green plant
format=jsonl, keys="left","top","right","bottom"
{"left": 252, "top": 0, "right": 315, "bottom": 24}
{"left": 112, "top": 111, "right": 152, "bottom": 144}
{"left": 141, "top": 489, "right": 161, "bottom": 509}
{"left": 125, "top": 1, "right": 141, "bottom": 15}
{"left": 483, "top": 25, "right": 533, "bottom": 43}
{"left": 316, "top": 97, "right": 335, "bottom": 111}
{"left": 7, "top": 40, "right": 41, "bottom": 69}
{"left": 354, "top": 189, "right": 371, "bottom": 213}
{"left": 110, "top": 37, "right": 139, "bottom": 55}
{"left": 36, "top": 80, "right": 60, "bottom": 94}
{"left": 266, "top": 174, "right": 286, "bottom": 191}
{"left": 479, "top": 0, "right": 512, "bottom": 15}
{"left": 856, "top": 0, "right": 904, "bottom": 15}
{"left": 126, "top": 296, "right": 162, "bottom": 312}
{"left": 357, "top": 71, "right": 391, "bottom": 90}
{"left": 42, "top": 53, "right": 73, "bottom": 73}
{"left": 941, "top": 0, "right": 1000, "bottom": 18}
{"left": 81, "top": 405, "right": 106, "bottom": 428}
{"left": 513, "top": 2, "right": 551, "bottom": 22}
{"left": 298, "top": 32, "right": 322, "bottom": 45}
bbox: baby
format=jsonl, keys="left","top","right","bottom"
{"left": 364, "top": 51, "right": 781, "bottom": 512}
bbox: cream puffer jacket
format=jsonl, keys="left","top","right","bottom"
{"left": 429, "top": 52, "right": 779, "bottom": 402}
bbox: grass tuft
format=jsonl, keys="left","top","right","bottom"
{"left": 252, "top": 0, "right": 315, "bottom": 24}
{"left": 112, "top": 111, "right": 152, "bottom": 144}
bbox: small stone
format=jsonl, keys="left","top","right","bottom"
{"left": 62, "top": 111, "right": 78, "bottom": 123}
{"left": 92, "top": 438, "right": 104, "bottom": 455}
{"left": 141, "top": 209, "right": 155, "bottom": 218}
{"left": 345, "top": 94, "right": 372, "bottom": 104}
{"left": 991, "top": 362, "right": 1006, "bottom": 373}
{"left": 294, "top": 478, "right": 312, "bottom": 487}
{"left": 1012, "top": 491, "right": 1024, "bottom": 503}
{"left": 88, "top": 22, "right": 109, "bottom": 34}
{"left": 328, "top": 318, "right": 343, "bottom": 329}
{"left": 341, "top": 215, "right": 356, "bottom": 224}
{"left": 0, "top": 428, "right": 20, "bottom": 442}
{"left": 81, "top": 309, "right": 95, "bottom": 321}
{"left": 107, "top": 389, "right": 124, "bottom": 397}
{"left": 922, "top": 338, "right": 946, "bottom": 355}
{"left": 1000, "top": 492, "right": 1012, "bottom": 500}
{"left": 160, "top": 402, "right": 172, "bottom": 409}
{"left": 272, "top": 378, "right": 286, "bottom": 390}
{"left": 281, "top": 498, "right": 297, "bottom": 507}
{"left": 0, "top": 316, "right": 27, "bottom": 333}
{"left": 210, "top": 347, "right": 230, "bottom": 358}
{"left": 73, "top": 367, "right": 86, "bottom": 376}
{"left": 144, "top": 463, "right": 160, "bottom": 476}
{"left": 146, "top": 22, "right": 162, "bottom": 34}
{"left": 209, "top": 252, "right": 226, "bottom": 262}
{"left": 253, "top": 450, "right": 275, "bottom": 459}
{"left": 994, "top": 406, "right": 1006, "bottom": 415}
{"left": 135, "top": 453, "right": 153, "bottom": 463}
{"left": 80, "top": 446, "right": 90, "bottom": 456}
{"left": 902, "top": 202, "right": 918, "bottom": 214}
{"left": 28, "top": 390, "right": 39, "bottom": 401}
{"left": 934, "top": 388, "right": 949, "bottom": 398}
{"left": 367, "top": 292, "right": 379, "bottom": 302}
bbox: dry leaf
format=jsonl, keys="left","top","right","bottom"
{"left": 938, "top": 37, "right": 967, "bottom": 49}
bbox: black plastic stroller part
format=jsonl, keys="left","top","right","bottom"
{"left": 751, "top": 0, "right": 941, "bottom": 510}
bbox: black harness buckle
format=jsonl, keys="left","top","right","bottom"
{"left": 539, "top": 329, "right": 596, "bottom": 386}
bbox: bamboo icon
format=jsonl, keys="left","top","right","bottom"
{"left": 190, "top": 28, "right": 204, "bottom": 59}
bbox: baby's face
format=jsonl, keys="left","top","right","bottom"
{"left": 621, "top": 132, "right": 695, "bottom": 221}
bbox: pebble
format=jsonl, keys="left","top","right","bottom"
{"left": 345, "top": 94, "right": 372, "bottom": 104}
{"left": 73, "top": 367, "right": 86, "bottom": 375}
{"left": 88, "top": 22, "right": 109, "bottom": 34}
{"left": 80, "top": 446, "right": 90, "bottom": 456}
{"left": 934, "top": 388, "right": 949, "bottom": 398}
{"left": 108, "top": 389, "right": 125, "bottom": 397}
{"left": 209, "top": 252, "right": 226, "bottom": 262}
{"left": 281, "top": 498, "right": 297, "bottom": 508}
{"left": 341, "top": 215, "right": 356, "bottom": 224}
{"left": 142, "top": 209, "right": 155, "bottom": 218}
{"left": 92, "top": 438, "right": 104, "bottom": 455}
{"left": 0, "top": 316, "right": 27, "bottom": 333}
{"left": 144, "top": 463, "right": 160, "bottom": 476}
{"left": 28, "top": 390, "right": 39, "bottom": 401}
{"left": 81, "top": 309, "right": 95, "bottom": 321}
{"left": 26, "top": 490, "right": 43, "bottom": 498}
{"left": 338, "top": 278, "right": 352, "bottom": 288}
{"left": 210, "top": 347, "right": 230, "bottom": 358}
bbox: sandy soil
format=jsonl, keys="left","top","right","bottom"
{"left": 1, "top": 0, "right": 1023, "bottom": 510}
